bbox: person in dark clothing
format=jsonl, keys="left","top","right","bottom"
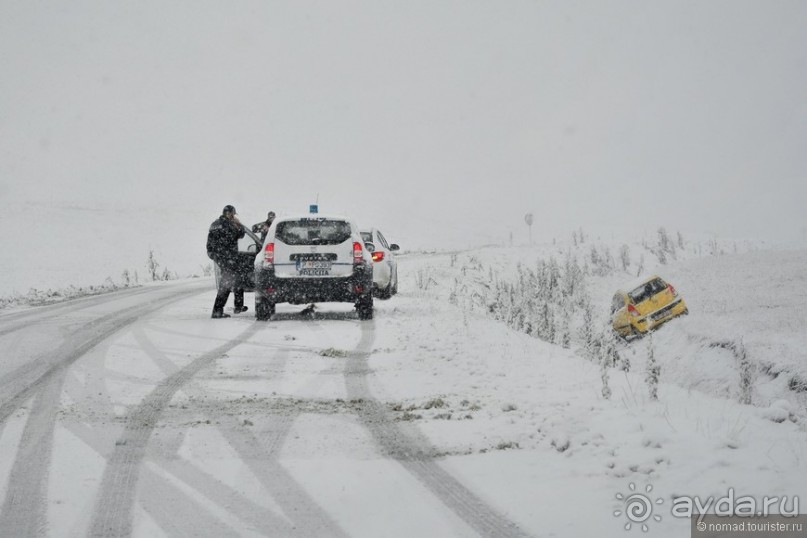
{"left": 252, "top": 211, "right": 276, "bottom": 244}
{"left": 207, "top": 205, "right": 247, "bottom": 318}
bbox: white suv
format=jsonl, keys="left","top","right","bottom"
{"left": 253, "top": 214, "right": 374, "bottom": 320}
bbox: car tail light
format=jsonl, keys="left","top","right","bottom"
{"left": 627, "top": 304, "right": 640, "bottom": 317}
{"left": 372, "top": 251, "right": 384, "bottom": 262}
{"left": 263, "top": 243, "right": 275, "bottom": 267}
{"left": 353, "top": 242, "right": 363, "bottom": 264}
{"left": 668, "top": 284, "right": 677, "bottom": 296}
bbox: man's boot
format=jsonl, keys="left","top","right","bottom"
{"left": 212, "top": 289, "right": 230, "bottom": 318}
{"left": 234, "top": 289, "right": 247, "bottom": 313}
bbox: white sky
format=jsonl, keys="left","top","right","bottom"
{"left": 1, "top": 0, "right": 806, "bottom": 251}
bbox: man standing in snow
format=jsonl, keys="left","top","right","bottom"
{"left": 207, "top": 204, "right": 247, "bottom": 318}
{"left": 252, "top": 210, "right": 276, "bottom": 243}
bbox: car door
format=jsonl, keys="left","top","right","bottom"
{"left": 611, "top": 293, "right": 632, "bottom": 334}
{"left": 376, "top": 230, "right": 396, "bottom": 278}
{"left": 235, "top": 226, "right": 262, "bottom": 290}
{"left": 213, "top": 226, "right": 261, "bottom": 290}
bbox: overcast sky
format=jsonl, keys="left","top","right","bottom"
{"left": 2, "top": 0, "right": 806, "bottom": 251}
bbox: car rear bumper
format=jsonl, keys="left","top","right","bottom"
{"left": 255, "top": 267, "right": 372, "bottom": 305}
{"left": 632, "top": 298, "right": 687, "bottom": 332}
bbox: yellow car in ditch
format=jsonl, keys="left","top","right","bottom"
{"left": 611, "top": 275, "right": 688, "bottom": 338}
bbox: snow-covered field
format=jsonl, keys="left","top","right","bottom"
{"left": 419, "top": 236, "right": 807, "bottom": 417}
{"left": 0, "top": 239, "right": 805, "bottom": 537}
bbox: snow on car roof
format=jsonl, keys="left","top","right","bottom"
{"left": 617, "top": 274, "right": 662, "bottom": 293}
{"left": 275, "top": 213, "right": 353, "bottom": 222}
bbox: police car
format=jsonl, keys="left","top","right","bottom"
{"left": 253, "top": 214, "right": 374, "bottom": 320}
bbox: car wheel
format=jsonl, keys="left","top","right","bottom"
{"left": 255, "top": 298, "right": 275, "bottom": 321}
{"left": 356, "top": 294, "right": 374, "bottom": 320}
{"left": 377, "top": 280, "right": 393, "bottom": 300}
{"left": 391, "top": 268, "right": 398, "bottom": 295}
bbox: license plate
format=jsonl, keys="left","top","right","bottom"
{"left": 297, "top": 260, "right": 331, "bottom": 276}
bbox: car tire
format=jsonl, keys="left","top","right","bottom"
{"left": 255, "top": 298, "right": 275, "bottom": 321}
{"left": 377, "top": 280, "right": 393, "bottom": 300}
{"left": 391, "top": 268, "right": 398, "bottom": 295}
{"left": 356, "top": 294, "right": 373, "bottom": 320}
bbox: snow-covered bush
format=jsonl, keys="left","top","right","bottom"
{"left": 449, "top": 252, "right": 598, "bottom": 351}
{"left": 147, "top": 250, "right": 160, "bottom": 281}
{"left": 646, "top": 335, "right": 660, "bottom": 401}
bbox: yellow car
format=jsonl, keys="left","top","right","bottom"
{"left": 611, "top": 275, "right": 688, "bottom": 338}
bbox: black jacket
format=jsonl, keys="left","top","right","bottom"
{"left": 207, "top": 216, "right": 245, "bottom": 267}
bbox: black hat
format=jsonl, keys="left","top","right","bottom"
{"left": 222, "top": 205, "right": 236, "bottom": 214}
{"left": 267, "top": 211, "right": 276, "bottom": 218}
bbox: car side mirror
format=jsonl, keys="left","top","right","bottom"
{"left": 247, "top": 244, "right": 259, "bottom": 254}
{"left": 364, "top": 242, "right": 376, "bottom": 253}
{"left": 389, "top": 244, "right": 400, "bottom": 251}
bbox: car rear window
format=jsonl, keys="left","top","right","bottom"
{"left": 361, "top": 232, "right": 372, "bottom": 243}
{"left": 276, "top": 219, "right": 352, "bottom": 246}
{"left": 628, "top": 278, "right": 667, "bottom": 304}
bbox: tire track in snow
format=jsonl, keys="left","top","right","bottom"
{"left": 0, "top": 286, "right": 157, "bottom": 337}
{"left": 138, "top": 467, "right": 243, "bottom": 538}
{"left": 138, "top": 316, "right": 347, "bottom": 537}
{"left": 0, "top": 285, "right": 208, "bottom": 423}
{"left": 129, "top": 322, "right": 301, "bottom": 536}
{"left": 0, "top": 371, "right": 63, "bottom": 536}
{"left": 88, "top": 322, "right": 262, "bottom": 537}
{"left": 345, "top": 321, "right": 532, "bottom": 538}
{"left": 0, "top": 285, "right": 207, "bottom": 538}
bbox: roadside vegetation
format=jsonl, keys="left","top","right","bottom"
{"left": 0, "top": 251, "right": 213, "bottom": 310}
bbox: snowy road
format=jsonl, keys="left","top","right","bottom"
{"left": 0, "top": 279, "right": 528, "bottom": 537}
{"left": 3, "top": 249, "right": 807, "bottom": 538}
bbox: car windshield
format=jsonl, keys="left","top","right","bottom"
{"left": 628, "top": 278, "right": 667, "bottom": 304}
{"left": 276, "top": 219, "right": 352, "bottom": 246}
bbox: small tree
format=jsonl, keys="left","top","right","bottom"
{"left": 600, "top": 329, "right": 621, "bottom": 368}
{"left": 147, "top": 250, "right": 160, "bottom": 281}
{"left": 676, "top": 230, "right": 685, "bottom": 250}
{"left": 600, "top": 351, "right": 612, "bottom": 400}
{"left": 620, "top": 349, "right": 631, "bottom": 372}
{"left": 737, "top": 339, "right": 752, "bottom": 405}
{"left": 646, "top": 334, "right": 660, "bottom": 401}
{"left": 619, "top": 244, "right": 631, "bottom": 272}
{"left": 657, "top": 227, "right": 670, "bottom": 253}
{"left": 581, "top": 300, "right": 594, "bottom": 351}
